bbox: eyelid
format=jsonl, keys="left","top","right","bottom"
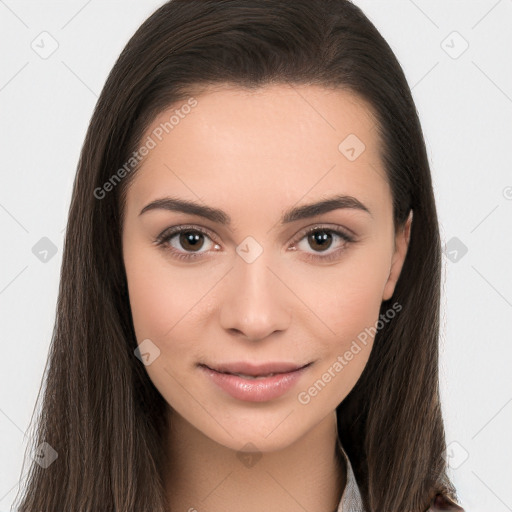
{"left": 154, "top": 222, "right": 356, "bottom": 261}
{"left": 289, "top": 223, "right": 355, "bottom": 245}
{"left": 154, "top": 224, "right": 218, "bottom": 245}
{"left": 156, "top": 223, "right": 354, "bottom": 244}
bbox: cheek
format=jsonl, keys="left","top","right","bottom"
{"left": 123, "top": 242, "right": 227, "bottom": 385}
{"left": 123, "top": 243, "right": 207, "bottom": 342}
{"left": 296, "top": 245, "right": 390, "bottom": 340}
{"left": 123, "top": 247, "right": 206, "bottom": 399}
{"left": 292, "top": 246, "right": 390, "bottom": 399}
{"left": 124, "top": 260, "right": 173, "bottom": 342}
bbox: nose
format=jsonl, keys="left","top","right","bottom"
{"left": 219, "top": 249, "right": 292, "bottom": 342}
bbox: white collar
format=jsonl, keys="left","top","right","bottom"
{"left": 336, "top": 440, "right": 364, "bottom": 512}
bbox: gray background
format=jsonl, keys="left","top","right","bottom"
{"left": 1, "top": 1, "right": 511, "bottom": 511}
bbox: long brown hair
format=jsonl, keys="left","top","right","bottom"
{"left": 13, "top": 1, "right": 459, "bottom": 510}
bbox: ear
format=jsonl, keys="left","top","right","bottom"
{"left": 382, "top": 209, "right": 413, "bottom": 301}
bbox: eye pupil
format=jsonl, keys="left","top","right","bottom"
{"left": 308, "top": 231, "right": 332, "bottom": 251}
{"left": 180, "top": 231, "right": 204, "bottom": 251}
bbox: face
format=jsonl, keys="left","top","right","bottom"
{"left": 121, "top": 84, "right": 410, "bottom": 452}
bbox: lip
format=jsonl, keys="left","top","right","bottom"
{"left": 204, "top": 361, "right": 310, "bottom": 376}
{"left": 199, "top": 361, "right": 312, "bottom": 402}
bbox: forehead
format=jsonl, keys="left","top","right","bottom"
{"left": 126, "top": 84, "right": 390, "bottom": 220}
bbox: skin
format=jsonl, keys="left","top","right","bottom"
{"left": 121, "top": 84, "right": 412, "bottom": 512}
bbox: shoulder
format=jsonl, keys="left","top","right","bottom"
{"left": 426, "top": 493, "right": 465, "bottom": 511}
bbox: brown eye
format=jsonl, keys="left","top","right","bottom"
{"left": 155, "top": 225, "right": 218, "bottom": 261}
{"left": 307, "top": 230, "right": 333, "bottom": 252}
{"left": 179, "top": 231, "right": 205, "bottom": 252}
{"left": 292, "top": 226, "right": 355, "bottom": 262}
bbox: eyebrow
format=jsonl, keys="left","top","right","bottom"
{"left": 139, "top": 194, "right": 372, "bottom": 224}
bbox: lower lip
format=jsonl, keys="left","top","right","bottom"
{"left": 199, "top": 364, "right": 310, "bottom": 402}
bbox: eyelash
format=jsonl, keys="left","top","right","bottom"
{"left": 153, "top": 224, "right": 355, "bottom": 263}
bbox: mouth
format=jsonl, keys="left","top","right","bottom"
{"left": 199, "top": 361, "right": 312, "bottom": 378}
{"left": 198, "top": 361, "right": 313, "bottom": 402}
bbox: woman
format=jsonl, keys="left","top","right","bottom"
{"left": 14, "top": 1, "right": 465, "bottom": 511}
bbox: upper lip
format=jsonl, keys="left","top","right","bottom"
{"left": 201, "top": 361, "right": 311, "bottom": 376}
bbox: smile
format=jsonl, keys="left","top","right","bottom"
{"left": 198, "top": 362, "right": 312, "bottom": 402}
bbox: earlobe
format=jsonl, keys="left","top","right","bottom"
{"left": 382, "top": 210, "right": 413, "bottom": 301}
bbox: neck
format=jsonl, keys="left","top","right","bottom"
{"left": 163, "top": 409, "right": 346, "bottom": 512}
